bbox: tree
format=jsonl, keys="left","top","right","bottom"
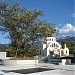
{"left": 0, "top": 1, "right": 58, "bottom": 57}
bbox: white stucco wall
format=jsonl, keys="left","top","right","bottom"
{"left": 43, "top": 44, "right": 46, "bottom": 50}
{"left": 64, "top": 48, "right": 69, "bottom": 56}
{"left": 0, "top": 52, "right": 6, "bottom": 59}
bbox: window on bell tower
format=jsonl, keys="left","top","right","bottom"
{"left": 52, "top": 39, "right": 53, "bottom": 41}
{"left": 54, "top": 43, "right": 55, "bottom": 47}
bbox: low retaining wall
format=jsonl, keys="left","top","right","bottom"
{"left": 1, "top": 59, "right": 38, "bottom": 65}
{"left": 0, "top": 52, "right": 6, "bottom": 59}
{"left": 59, "top": 59, "right": 71, "bottom": 65}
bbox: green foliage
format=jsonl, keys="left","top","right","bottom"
{"left": 0, "top": 1, "right": 57, "bottom": 57}
{"left": 5, "top": 49, "right": 15, "bottom": 57}
{"left": 60, "top": 40, "right": 65, "bottom": 48}
{"left": 17, "top": 45, "right": 39, "bottom": 57}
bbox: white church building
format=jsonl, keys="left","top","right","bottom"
{"left": 41, "top": 34, "right": 69, "bottom": 57}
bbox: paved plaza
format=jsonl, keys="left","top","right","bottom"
{"left": 0, "top": 63, "right": 75, "bottom": 75}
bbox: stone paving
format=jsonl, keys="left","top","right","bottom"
{"left": 0, "top": 63, "right": 75, "bottom": 75}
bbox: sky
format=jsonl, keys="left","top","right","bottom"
{"left": 0, "top": 0, "right": 75, "bottom": 44}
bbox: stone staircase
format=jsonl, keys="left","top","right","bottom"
{"left": 48, "top": 55, "right": 61, "bottom": 65}
{"left": 38, "top": 55, "right": 61, "bottom": 65}
{"left": 38, "top": 56, "right": 48, "bottom": 63}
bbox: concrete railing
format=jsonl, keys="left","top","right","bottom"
{"left": 1, "top": 59, "right": 38, "bottom": 65}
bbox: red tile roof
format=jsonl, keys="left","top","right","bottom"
{"left": 46, "top": 34, "right": 53, "bottom": 37}
{"left": 42, "top": 41, "right": 47, "bottom": 44}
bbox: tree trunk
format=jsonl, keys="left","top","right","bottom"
{"left": 15, "top": 47, "right": 18, "bottom": 57}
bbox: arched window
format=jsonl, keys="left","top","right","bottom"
{"left": 54, "top": 43, "right": 55, "bottom": 47}
{"left": 50, "top": 45, "right": 51, "bottom": 47}
{"left": 66, "top": 50, "right": 67, "bottom": 54}
{"left": 52, "top": 43, "right": 53, "bottom": 47}
{"left": 50, "top": 39, "right": 51, "bottom": 41}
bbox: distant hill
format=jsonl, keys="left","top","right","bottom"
{"left": 57, "top": 36, "right": 75, "bottom": 42}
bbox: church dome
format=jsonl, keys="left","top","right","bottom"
{"left": 46, "top": 34, "right": 56, "bottom": 42}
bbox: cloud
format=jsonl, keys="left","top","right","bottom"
{"left": 71, "top": 13, "right": 75, "bottom": 18}
{"left": 59, "top": 23, "right": 75, "bottom": 36}
{"left": 58, "top": 24, "right": 62, "bottom": 26}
